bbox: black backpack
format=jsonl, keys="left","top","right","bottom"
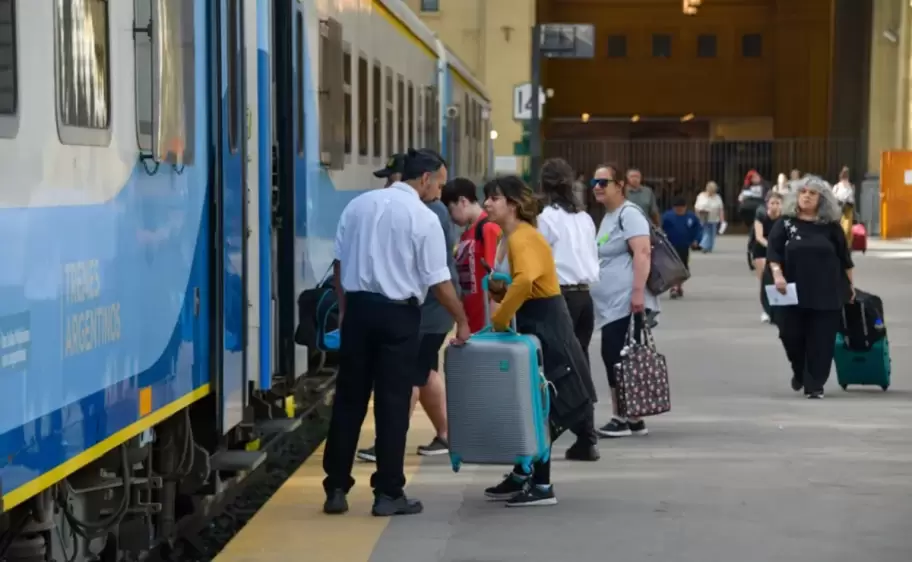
{"left": 294, "top": 270, "right": 340, "bottom": 352}
{"left": 840, "top": 289, "right": 886, "bottom": 352}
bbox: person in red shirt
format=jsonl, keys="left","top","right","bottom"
{"left": 441, "top": 178, "right": 502, "bottom": 332}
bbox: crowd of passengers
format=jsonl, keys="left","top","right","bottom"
{"left": 320, "top": 149, "right": 857, "bottom": 516}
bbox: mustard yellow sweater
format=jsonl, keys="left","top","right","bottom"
{"left": 491, "top": 222, "right": 561, "bottom": 331}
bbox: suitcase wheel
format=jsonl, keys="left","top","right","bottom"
{"left": 840, "top": 384, "right": 848, "bottom": 391}
{"left": 882, "top": 385, "right": 889, "bottom": 391}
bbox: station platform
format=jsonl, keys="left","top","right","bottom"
{"left": 215, "top": 237, "right": 912, "bottom": 562}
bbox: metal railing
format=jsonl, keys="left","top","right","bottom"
{"left": 544, "top": 138, "right": 859, "bottom": 224}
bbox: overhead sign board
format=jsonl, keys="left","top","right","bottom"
{"left": 513, "top": 82, "right": 546, "bottom": 121}
{"left": 539, "top": 23, "right": 595, "bottom": 59}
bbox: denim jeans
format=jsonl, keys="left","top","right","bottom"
{"left": 701, "top": 222, "right": 718, "bottom": 252}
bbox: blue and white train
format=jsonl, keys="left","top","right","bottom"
{"left": 0, "top": 0, "right": 490, "bottom": 558}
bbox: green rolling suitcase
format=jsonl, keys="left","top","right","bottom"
{"left": 834, "top": 333, "right": 891, "bottom": 391}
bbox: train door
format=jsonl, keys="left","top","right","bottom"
{"left": 271, "top": 0, "right": 306, "bottom": 384}
{"left": 211, "top": 0, "right": 248, "bottom": 434}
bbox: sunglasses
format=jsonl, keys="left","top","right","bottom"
{"left": 590, "top": 178, "right": 615, "bottom": 188}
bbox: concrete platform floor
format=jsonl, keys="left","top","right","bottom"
{"left": 219, "top": 236, "right": 912, "bottom": 562}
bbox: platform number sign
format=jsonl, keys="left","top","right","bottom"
{"left": 512, "top": 82, "right": 546, "bottom": 122}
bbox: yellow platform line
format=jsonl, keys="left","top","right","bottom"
{"left": 214, "top": 401, "right": 436, "bottom": 562}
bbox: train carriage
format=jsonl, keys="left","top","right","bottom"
{"left": 0, "top": 0, "right": 490, "bottom": 559}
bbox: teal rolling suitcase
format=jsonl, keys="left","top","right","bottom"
{"left": 833, "top": 333, "right": 891, "bottom": 391}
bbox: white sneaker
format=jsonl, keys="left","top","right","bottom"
{"left": 761, "top": 313, "right": 771, "bottom": 323}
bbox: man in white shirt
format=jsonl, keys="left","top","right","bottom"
{"left": 323, "top": 149, "right": 470, "bottom": 517}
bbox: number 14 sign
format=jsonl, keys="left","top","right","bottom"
{"left": 512, "top": 82, "right": 546, "bottom": 122}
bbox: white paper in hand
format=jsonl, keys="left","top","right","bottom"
{"left": 765, "top": 283, "right": 798, "bottom": 306}
{"left": 718, "top": 221, "right": 728, "bottom": 235}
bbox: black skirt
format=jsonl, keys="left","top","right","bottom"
{"left": 515, "top": 295, "right": 596, "bottom": 434}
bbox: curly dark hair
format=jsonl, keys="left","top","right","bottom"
{"left": 482, "top": 175, "right": 538, "bottom": 227}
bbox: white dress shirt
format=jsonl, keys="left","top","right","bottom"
{"left": 833, "top": 180, "right": 855, "bottom": 205}
{"left": 537, "top": 205, "right": 599, "bottom": 285}
{"left": 334, "top": 182, "right": 451, "bottom": 303}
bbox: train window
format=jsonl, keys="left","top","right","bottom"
{"left": 343, "top": 46, "right": 351, "bottom": 155}
{"left": 55, "top": 0, "right": 111, "bottom": 146}
{"left": 420, "top": 0, "right": 439, "bottom": 12}
{"left": 357, "top": 54, "right": 368, "bottom": 157}
{"left": 396, "top": 75, "right": 404, "bottom": 152}
{"left": 464, "top": 94, "right": 471, "bottom": 140}
{"left": 416, "top": 89, "right": 424, "bottom": 148}
{"left": 227, "top": 0, "right": 240, "bottom": 153}
{"left": 295, "top": 12, "right": 304, "bottom": 155}
{"left": 423, "top": 85, "right": 437, "bottom": 152}
{"left": 385, "top": 67, "right": 393, "bottom": 154}
{"left": 134, "top": 0, "right": 196, "bottom": 162}
{"left": 372, "top": 61, "right": 381, "bottom": 158}
{"left": 319, "top": 17, "right": 344, "bottom": 169}
{"left": 474, "top": 98, "right": 480, "bottom": 174}
{"left": 0, "top": 0, "right": 17, "bottom": 138}
{"left": 407, "top": 81, "right": 414, "bottom": 150}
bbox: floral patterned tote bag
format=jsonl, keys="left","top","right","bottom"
{"left": 614, "top": 316, "right": 671, "bottom": 418}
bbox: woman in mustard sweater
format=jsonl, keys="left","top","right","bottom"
{"left": 481, "top": 175, "right": 594, "bottom": 508}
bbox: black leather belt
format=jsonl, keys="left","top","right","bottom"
{"left": 560, "top": 284, "right": 590, "bottom": 292}
{"left": 348, "top": 291, "right": 419, "bottom": 307}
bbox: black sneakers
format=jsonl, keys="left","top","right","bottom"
{"left": 597, "top": 417, "right": 649, "bottom": 438}
{"left": 506, "top": 485, "right": 558, "bottom": 507}
{"left": 484, "top": 473, "right": 528, "bottom": 501}
{"left": 565, "top": 441, "right": 600, "bottom": 461}
{"left": 484, "top": 473, "right": 557, "bottom": 507}
{"left": 323, "top": 489, "right": 349, "bottom": 514}
{"left": 371, "top": 494, "right": 424, "bottom": 517}
{"left": 417, "top": 436, "right": 449, "bottom": 456}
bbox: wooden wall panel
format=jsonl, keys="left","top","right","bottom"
{"left": 539, "top": 0, "right": 835, "bottom": 138}
{"left": 540, "top": 1, "right": 775, "bottom": 120}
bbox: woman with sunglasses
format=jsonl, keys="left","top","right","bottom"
{"left": 589, "top": 164, "right": 660, "bottom": 438}
{"left": 481, "top": 175, "right": 593, "bottom": 507}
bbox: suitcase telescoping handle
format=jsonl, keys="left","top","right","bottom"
{"left": 479, "top": 272, "right": 517, "bottom": 333}
{"left": 841, "top": 298, "right": 868, "bottom": 349}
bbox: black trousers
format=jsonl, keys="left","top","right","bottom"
{"left": 561, "top": 287, "right": 597, "bottom": 446}
{"left": 776, "top": 307, "right": 841, "bottom": 394}
{"left": 759, "top": 264, "right": 772, "bottom": 317}
{"left": 322, "top": 292, "right": 420, "bottom": 498}
{"left": 601, "top": 313, "right": 643, "bottom": 389}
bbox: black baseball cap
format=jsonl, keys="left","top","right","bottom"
{"left": 374, "top": 153, "right": 407, "bottom": 178}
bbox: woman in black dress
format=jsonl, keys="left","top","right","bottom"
{"left": 766, "top": 175, "right": 855, "bottom": 399}
{"left": 752, "top": 191, "right": 782, "bottom": 323}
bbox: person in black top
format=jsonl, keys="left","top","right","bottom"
{"left": 766, "top": 175, "right": 854, "bottom": 399}
{"left": 753, "top": 191, "right": 782, "bottom": 323}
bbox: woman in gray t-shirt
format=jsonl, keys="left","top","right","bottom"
{"left": 589, "top": 164, "right": 660, "bottom": 439}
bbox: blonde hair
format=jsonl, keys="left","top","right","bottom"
{"left": 705, "top": 180, "right": 718, "bottom": 193}
{"left": 782, "top": 175, "right": 841, "bottom": 223}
